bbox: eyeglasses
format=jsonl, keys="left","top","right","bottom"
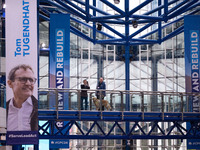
{"left": 15, "top": 77, "right": 37, "bottom": 84}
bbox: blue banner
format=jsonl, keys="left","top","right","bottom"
{"left": 6, "top": 131, "right": 38, "bottom": 145}
{"left": 184, "top": 15, "right": 200, "bottom": 150}
{"left": 49, "top": 14, "right": 70, "bottom": 148}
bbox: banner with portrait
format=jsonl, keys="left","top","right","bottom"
{"left": 184, "top": 15, "right": 200, "bottom": 149}
{"left": 6, "top": 0, "right": 38, "bottom": 145}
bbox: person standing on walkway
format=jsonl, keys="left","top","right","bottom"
{"left": 96, "top": 77, "right": 106, "bottom": 110}
{"left": 80, "top": 79, "right": 90, "bottom": 110}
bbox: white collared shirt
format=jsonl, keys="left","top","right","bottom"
{"left": 7, "top": 97, "right": 33, "bottom": 131}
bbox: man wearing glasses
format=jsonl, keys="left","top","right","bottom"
{"left": 6, "top": 64, "right": 38, "bottom": 131}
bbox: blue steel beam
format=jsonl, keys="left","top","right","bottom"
{"left": 44, "top": 0, "right": 87, "bottom": 20}
{"left": 139, "top": 8, "right": 200, "bottom": 39}
{"left": 62, "top": 0, "right": 89, "bottom": 16}
{"left": 125, "top": 1, "right": 130, "bottom": 148}
{"left": 161, "top": 26, "right": 184, "bottom": 42}
{"left": 39, "top": 6, "right": 51, "bottom": 16}
{"left": 70, "top": 0, "right": 124, "bottom": 22}
{"left": 54, "top": 0, "right": 87, "bottom": 19}
{"left": 129, "top": 22, "right": 154, "bottom": 40}
{"left": 185, "top": 2, "right": 200, "bottom": 12}
{"left": 96, "top": 38, "right": 124, "bottom": 44}
{"left": 167, "top": 0, "right": 190, "bottom": 15}
{"left": 164, "top": 0, "right": 168, "bottom": 19}
{"left": 168, "top": 0, "right": 198, "bottom": 19}
{"left": 39, "top": 11, "right": 116, "bottom": 42}
{"left": 43, "top": 0, "right": 75, "bottom": 15}
{"left": 129, "top": 14, "right": 163, "bottom": 21}
{"left": 129, "top": 0, "right": 153, "bottom": 16}
{"left": 130, "top": 38, "right": 158, "bottom": 43}
{"left": 100, "top": 23, "right": 125, "bottom": 39}
{"left": 143, "top": 0, "right": 179, "bottom": 16}
{"left": 38, "top": 110, "right": 200, "bottom": 140}
{"left": 86, "top": 0, "right": 89, "bottom": 22}
{"left": 39, "top": 0, "right": 200, "bottom": 45}
{"left": 39, "top": 14, "right": 50, "bottom": 21}
{"left": 90, "top": 14, "right": 124, "bottom": 21}
{"left": 70, "top": 26, "right": 94, "bottom": 43}
{"left": 93, "top": 20, "right": 124, "bottom": 24}
{"left": 38, "top": 111, "right": 200, "bottom": 122}
{"left": 100, "top": 0, "right": 124, "bottom": 15}
{"left": 158, "top": 0, "right": 162, "bottom": 44}
{"left": 93, "top": 0, "right": 96, "bottom": 43}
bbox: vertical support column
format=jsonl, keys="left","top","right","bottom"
{"left": 125, "top": 44, "right": 130, "bottom": 110}
{"left": 86, "top": 0, "right": 89, "bottom": 22}
{"left": 93, "top": 0, "right": 96, "bottom": 43}
{"left": 164, "top": 0, "right": 168, "bottom": 22}
{"left": 151, "top": 52, "right": 158, "bottom": 108}
{"left": 125, "top": 0, "right": 130, "bottom": 150}
{"left": 151, "top": 52, "right": 158, "bottom": 150}
{"left": 158, "top": 0, "right": 162, "bottom": 44}
{"left": 125, "top": 44, "right": 130, "bottom": 150}
{"left": 97, "top": 55, "right": 103, "bottom": 79}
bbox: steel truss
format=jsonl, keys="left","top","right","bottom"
{"left": 39, "top": 0, "right": 200, "bottom": 45}
{"left": 39, "top": 110, "right": 200, "bottom": 140}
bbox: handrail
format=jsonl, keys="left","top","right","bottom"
{"left": 37, "top": 88, "right": 200, "bottom": 114}
{"left": 0, "top": 87, "right": 199, "bottom": 113}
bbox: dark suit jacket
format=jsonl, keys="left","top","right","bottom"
{"left": 6, "top": 95, "right": 38, "bottom": 131}
{"left": 96, "top": 81, "right": 106, "bottom": 97}
{"left": 81, "top": 84, "right": 90, "bottom": 97}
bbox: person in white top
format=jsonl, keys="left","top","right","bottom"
{"left": 6, "top": 64, "right": 38, "bottom": 131}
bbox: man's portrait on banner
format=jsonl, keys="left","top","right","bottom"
{"left": 6, "top": 64, "right": 38, "bottom": 131}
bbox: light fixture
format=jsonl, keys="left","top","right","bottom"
{"left": 3, "top": 4, "right": 6, "bottom": 9}
{"left": 114, "top": 0, "right": 120, "bottom": 4}
{"left": 97, "top": 23, "right": 102, "bottom": 31}
{"left": 41, "top": 43, "right": 46, "bottom": 48}
{"left": 132, "top": 20, "right": 138, "bottom": 28}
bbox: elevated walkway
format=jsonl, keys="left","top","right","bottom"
{"left": 38, "top": 110, "right": 200, "bottom": 140}
{"left": 38, "top": 88, "right": 200, "bottom": 140}
{"left": 0, "top": 88, "right": 200, "bottom": 141}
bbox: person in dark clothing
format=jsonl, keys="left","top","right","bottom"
{"left": 80, "top": 79, "right": 90, "bottom": 110}
{"left": 96, "top": 77, "right": 106, "bottom": 110}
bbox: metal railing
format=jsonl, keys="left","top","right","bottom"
{"left": 38, "top": 89, "right": 200, "bottom": 141}
{"left": 38, "top": 88, "right": 200, "bottom": 113}
{"left": 1, "top": 87, "right": 198, "bottom": 113}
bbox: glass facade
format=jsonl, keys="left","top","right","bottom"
{"left": 38, "top": 23, "right": 186, "bottom": 93}
{"left": 1, "top": 0, "right": 199, "bottom": 149}
{"left": 37, "top": 14, "right": 187, "bottom": 150}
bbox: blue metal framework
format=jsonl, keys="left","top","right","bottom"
{"left": 39, "top": 0, "right": 200, "bottom": 45}
{"left": 38, "top": 0, "right": 200, "bottom": 94}
{"left": 38, "top": 110, "right": 200, "bottom": 140}
{"left": 38, "top": 1, "right": 200, "bottom": 110}
{"left": 37, "top": 1, "right": 200, "bottom": 148}
{"left": 38, "top": 0, "right": 200, "bottom": 120}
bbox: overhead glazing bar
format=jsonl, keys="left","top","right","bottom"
{"left": 143, "top": 0, "right": 179, "bottom": 16}
{"left": 100, "top": 0, "right": 124, "bottom": 15}
{"left": 168, "top": 0, "right": 198, "bottom": 19}
{"left": 129, "top": 0, "right": 153, "bottom": 16}
{"left": 54, "top": 0, "right": 87, "bottom": 19}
